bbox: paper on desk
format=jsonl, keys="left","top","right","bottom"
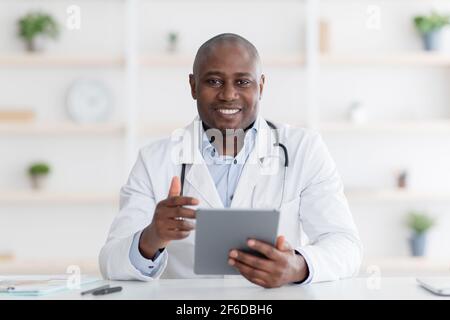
{"left": 0, "top": 275, "right": 101, "bottom": 296}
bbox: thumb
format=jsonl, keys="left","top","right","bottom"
{"left": 276, "top": 235, "right": 292, "bottom": 251}
{"left": 168, "top": 176, "right": 181, "bottom": 198}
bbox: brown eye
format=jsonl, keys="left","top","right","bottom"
{"left": 237, "top": 79, "right": 251, "bottom": 86}
{"left": 207, "top": 79, "right": 222, "bottom": 87}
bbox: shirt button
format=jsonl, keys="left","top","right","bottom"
{"left": 211, "top": 149, "right": 215, "bottom": 156}
{"left": 233, "top": 159, "right": 237, "bottom": 164}
{"left": 230, "top": 195, "right": 234, "bottom": 200}
{"left": 149, "top": 266, "right": 153, "bottom": 268}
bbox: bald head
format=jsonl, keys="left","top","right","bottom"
{"left": 189, "top": 33, "right": 265, "bottom": 133}
{"left": 192, "top": 33, "right": 261, "bottom": 76}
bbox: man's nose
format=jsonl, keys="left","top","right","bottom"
{"left": 218, "top": 83, "right": 238, "bottom": 101}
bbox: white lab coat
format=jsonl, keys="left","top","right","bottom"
{"left": 99, "top": 115, "right": 363, "bottom": 283}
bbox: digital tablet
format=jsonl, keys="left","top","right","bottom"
{"left": 194, "top": 208, "right": 280, "bottom": 275}
{"left": 417, "top": 277, "right": 450, "bottom": 296}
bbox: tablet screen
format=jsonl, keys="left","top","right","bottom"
{"left": 194, "top": 208, "right": 280, "bottom": 275}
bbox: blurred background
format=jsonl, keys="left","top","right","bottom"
{"left": 0, "top": 0, "right": 450, "bottom": 278}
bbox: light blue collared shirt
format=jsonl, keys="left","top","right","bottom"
{"left": 200, "top": 123, "right": 257, "bottom": 208}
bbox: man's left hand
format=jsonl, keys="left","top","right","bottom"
{"left": 228, "top": 235, "right": 309, "bottom": 288}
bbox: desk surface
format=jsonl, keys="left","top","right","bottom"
{"left": 1, "top": 277, "right": 449, "bottom": 300}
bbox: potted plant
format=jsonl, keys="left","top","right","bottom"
{"left": 28, "top": 162, "right": 51, "bottom": 190}
{"left": 18, "top": 11, "right": 59, "bottom": 52}
{"left": 414, "top": 11, "right": 450, "bottom": 51}
{"left": 407, "top": 211, "right": 435, "bottom": 257}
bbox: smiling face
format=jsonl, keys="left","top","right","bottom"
{"left": 189, "top": 41, "right": 265, "bottom": 133}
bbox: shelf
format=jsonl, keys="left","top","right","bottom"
{"left": 263, "top": 54, "right": 305, "bottom": 67}
{"left": 4, "top": 52, "right": 447, "bottom": 68}
{"left": 0, "top": 191, "right": 118, "bottom": 205}
{"left": 140, "top": 54, "right": 305, "bottom": 67}
{"left": 360, "top": 256, "right": 450, "bottom": 276}
{"left": 0, "top": 258, "right": 100, "bottom": 275}
{"left": 140, "top": 54, "right": 193, "bottom": 67}
{"left": 2, "top": 190, "right": 447, "bottom": 204}
{"left": 138, "top": 122, "right": 189, "bottom": 136}
{"left": 0, "top": 53, "right": 124, "bottom": 67}
{"left": 346, "top": 189, "right": 450, "bottom": 202}
{"left": 0, "top": 53, "right": 305, "bottom": 68}
{"left": 0, "top": 122, "right": 125, "bottom": 135}
{"left": 320, "top": 52, "right": 450, "bottom": 67}
{"left": 319, "top": 120, "right": 450, "bottom": 133}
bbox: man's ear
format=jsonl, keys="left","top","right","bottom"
{"left": 189, "top": 74, "right": 197, "bottom": 100}
{"left": 259, "top": 74, "right": 265, "bottom": 100}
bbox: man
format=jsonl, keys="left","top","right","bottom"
{"left": 99, "top": 33, "right": 362, "bottom": 288}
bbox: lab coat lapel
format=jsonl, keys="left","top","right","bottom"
{"left": 179, "top": 116, "right": 223, "bottom": 208}
{"left": 185, "top": 162, "right": 224, "bottom": 208}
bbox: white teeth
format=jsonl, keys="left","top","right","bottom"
{"left": 218, "top": 109, "right": 240, "bottom": 115}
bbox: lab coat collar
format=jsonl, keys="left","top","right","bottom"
{"left": 177, "top": 114, "right": 275, "bottom": 165}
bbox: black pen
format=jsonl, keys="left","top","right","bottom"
{"left": 81, "top": 284, "right": 110, "bottom": 295}
{"left": 92, "top": 286, "right": 122, "bottom": 296}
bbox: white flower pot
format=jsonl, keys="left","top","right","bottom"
{"left": 25, "top": 35, "right": 48, "bottom": 52}
{"left": 30, "top": 174, "right": 48, "bottom": 190}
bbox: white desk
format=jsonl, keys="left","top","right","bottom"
{"left": 1, "top": 277, "right": 449, "bottom": 300}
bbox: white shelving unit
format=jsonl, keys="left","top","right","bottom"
{"left": 1, "top": 0, "right": 449, "bottom": 204}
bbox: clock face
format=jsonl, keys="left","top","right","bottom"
{"left": 66, "top": 79, "right": 112, "bottom": 123}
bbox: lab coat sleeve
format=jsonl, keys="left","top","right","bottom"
{"left": 99, "top": 150, "right": 168, "bottom": 281}
{"left": 295, "top": 132, "right": 363, "bottom": 284}
{"left": 129, "top": 230, "right": 167, "bottom": 277}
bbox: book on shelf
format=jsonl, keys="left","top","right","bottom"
{"left": 0, "top": 251, "right": 15, "bottom": 262}
{"left": 319, "top": 19, "right": 331, "bottom": 54}
{"left": 0, "top": 109, "right": 35, "bottom": 122}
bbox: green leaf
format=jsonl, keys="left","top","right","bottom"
{"left": 28, "top": 162, "right": 51, "bottom": 176}
{"left": 414, "top": 11, "right": 450, "bottom": 34}
{"left": 407, "top": 211, "right": 435, "bottom": 234}
{"left": 17, "top": 11, "right": 59, "bottom": 41}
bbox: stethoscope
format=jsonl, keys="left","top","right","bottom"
{"left": 180, "top": 120, "right": 289, "bottom": 209}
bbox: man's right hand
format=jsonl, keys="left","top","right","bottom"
{"left": 139, "top": 176, "right": 199, "bottom": 260}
